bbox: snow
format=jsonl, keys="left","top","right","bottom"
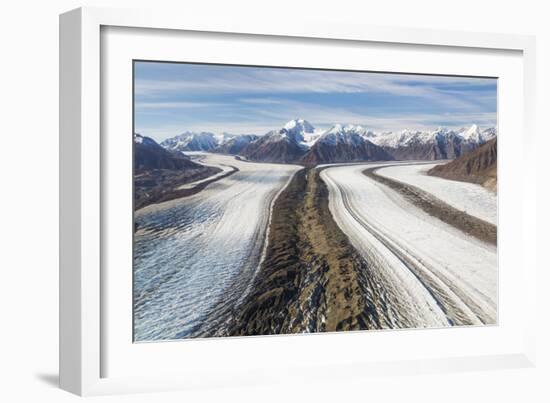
{"left": 161, "top": 131, "right": 218, "bottom": 151}
{"left": 368, "top": 126, "right": 497, "bottom": 149}
{"left": 481, "top": 127, "right": 497, "bottom": 142}
{"left": 377, "top": 163, "right": 497, "bottom": 225}
{"left": 134, "top": 133, "right": 159, "bottom": 147}
{"left": 174, "top": 152, "right": 235, "bottom": 190}
{"left": 213, "top": 132, "right": 237, "bottom": 145}
{"left": 344, "top": 124, "right": 366, "bottom": 135}
{"left": 279, "top": 119, "right": 315, "bottom": 144}
{"left": 367, "top": 130, "right": 428, "bottom": 148}
{"left": 458, "top": 124, "right": 481, "bottom": 142}
{"left": 321, "top": 163, "right": 497, "bottom": 327}
{"left": 302, "top": 131, "right": 323, "bottom": 147}
{"left": 318, "top": 124, "right": 367, "bottom": 146}
{"left": 454, "top": 124, "right": 496, "bottom": 144}
{"left": 133, "top": 153, "right": 301, "bottom": 340}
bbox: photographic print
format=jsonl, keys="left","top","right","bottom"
{"left": 133, "top": 61, "right": 497, "bottom": 342}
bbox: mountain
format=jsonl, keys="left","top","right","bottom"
{"left": 214, "top": 132, "right": 237, "bottom": 145}
{"left": 302, "top": 131, "right": 324, "bottom": 147}
{"left": 155, "top": 122, "right": 496, "bottom": 165}
{"left": 454, "top": 124, "right": 497, "bottom": 155}
{"left": 368, "top": 125, "right": 497, "bottom": 160}
{"left": 160, "top": 131, "right": 218, "bottom": 152}
{"left": 134, "top": 133, "right": 201, "bottom": 171}
{"left": 428, "top": 137, "right": 497, "bottom": 192}
{"left": 241, "top": 130, "right": 307, "bottom": 163}
{"left": 134, "top": 134, "right": 222, "bottom": 209}
{"left": 301, "top": 124, "right": 393, "bottom": 165}
{"left": 241, "top": 119, "right": 312, "bottom": 163}
{"left": 213, "top": 134, "right": 259, "bottom": 154}
{"left": 283, "top": 118, "right": 316, "bottom": 143}
{"left": 458, "top": 124, "right": 496, "bottom": 143}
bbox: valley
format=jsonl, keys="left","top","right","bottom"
{"left": 156, "top": 119, "right": 496, "bottom": 164}
{"left": 133, "top": 154, "right": 300, "bottom": 340}
{"left": 133, "top": 119, "right": 499, "bottom": 339}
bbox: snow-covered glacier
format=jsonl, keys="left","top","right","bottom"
{"left": 376, "top": 163, "right": 497, "bottom": 225}
{"left": 133, "top": 154, "right": 300, "bottom": 341}
{"left": 321, "top": 163, "right": 497, "bottom": 328}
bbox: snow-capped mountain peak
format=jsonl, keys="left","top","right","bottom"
{"left": 214, "top": 132, "right": 237, "bottom": 145}
{"left": 326, "top": 123, "right": 343, "bottom": 134}
{"left": 343, "top": 124, "right": 367, "bottom": 136}
{"left": 319, "top": 124, "right": 366, "bottom": 146}
{"left": 134, "top": 133, "right": 157, "bottom": 147}
{"left": 283, "top": 119, "right": 315, "bottom": 134}
{"left": 458, "top": 124, "right": 482, "bottom": 142}
{"left": 366, "top": 124, "right": 497, "bottom": 160}
{"left": 277, "top": 119, "right": 316, "bottom": 145}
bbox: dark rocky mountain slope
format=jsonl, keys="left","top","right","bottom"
{"left": 428, "top": 137, "right": 497, "bottom": 192}
{"left": 133, "top": 134, "right": 220, "bottom": 209}
{"left": 301, "top": 124, "right": 393, "bottom": 165}
{"left": 213, "top": 134, "right": 259, "bottom": 155}
{"left": 241, "top": 131, "right": 307, "bottom": 163}
{"left": 134, "top": 133, "right": 201, "bottom": 171}
{"left": 241, "top": 120, "right": 314, "bottom": 163}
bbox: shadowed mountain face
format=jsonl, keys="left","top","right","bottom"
{"left": 156, "top": 121, "right": 497, "bottom": 165}
{"left": 213, "top": 134, "right": 259, "bottom": 155}
{"left": 428, "top": 137, "right": 497, "bottom": 191}
{"left": 241, "top": 130, "right": 308, "bottom": 163}
{"left": 134, "top": 134, "right": 202, "bottom": 171}
{"left": 133, "top": 134, "right": 221, "bottom": 209}
{"left": 370, "top": 125, "right": 496, "bottom": 161}
{"left": 160, "top": 131, "right": 218, "bottom": 152}
{"left": 241, "top": 120, "right": 393, "bottom": 164}
{"left": 300, "top": 125, "right": 393, "bottom": 165}
{"left": 240, "top": 120, "right": 314, "bottom": 163}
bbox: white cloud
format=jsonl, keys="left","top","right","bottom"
{"left": 135, "top": 68, "right": 494, "bottom": 110}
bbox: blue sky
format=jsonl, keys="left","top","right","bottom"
{"left": 134, "top": 61, "right": 497, "bottom": 142}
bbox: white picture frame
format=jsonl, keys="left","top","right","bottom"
{"left": 59, "top": 6, "right": 537, "bottom": 396}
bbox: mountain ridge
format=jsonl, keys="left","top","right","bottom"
{"left": 154, "top": 120, "right": 497, "bottom": 165}
{"left": 300, "top": 124, "right": 393, "bottom": 165}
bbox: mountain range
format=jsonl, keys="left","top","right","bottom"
{"left": 160, "top": 131, "right": 219, "bottom": 152}
{"left": 369, "top": 125, "right": 496, "bottom": 160}
{"left": 153, "top": 119, "right": 497, "bottom": 165}
{"left": 239, "top": 119, "right": 313, "bottom": 163}
{"left": 134, "top": 133, "right": 202, "bottom": 171}
{"left": 301, "top": 124, "right": 393, "bottom": 165}
{"left": 214, "top": 134, "right": 259, "bottom": 155}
